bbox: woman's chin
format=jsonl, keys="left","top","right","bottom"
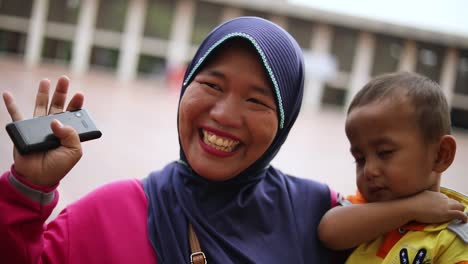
{"left": 190, "top": 163, "right": 239, "bottom": 182}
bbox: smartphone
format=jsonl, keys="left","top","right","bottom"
{"left": 5, "top": 109, "right": 102, "bottom": 155}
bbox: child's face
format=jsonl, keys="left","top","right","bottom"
{"left": 178, "top": 44, "right": 278, "bottom": 181}
{"left": 345, "top": 97, "right": 440, "bottom": 202}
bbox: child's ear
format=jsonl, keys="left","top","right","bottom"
{"left": 433, "top": 135, "right": 457, "bottom": 173}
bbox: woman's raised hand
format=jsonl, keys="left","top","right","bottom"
{"left": 409, "top": 190, "right": 467, "bottom": 224}
{"left": 2, "top": 76, "right": 84, "bottom": 187}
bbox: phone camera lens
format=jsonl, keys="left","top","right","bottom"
{"left": 75, "top": 112, "right": 82, "bottom": 118}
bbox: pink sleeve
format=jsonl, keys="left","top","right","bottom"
{"left": 10, "top": 165, "right": 58, "bottom": 192}
{"left": 1, "top": 169, "right": 156, "bottom": 264}
{"left": 0, "top": 171, "right": 68, "bottom": 264}
{"left": 329, "top": 188, "right": 340, "bottom": 208}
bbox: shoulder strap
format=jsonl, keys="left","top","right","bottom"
{"left": 189, "top": 223, "right": 207, "bottom": 264}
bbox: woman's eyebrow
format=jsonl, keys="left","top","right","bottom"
{"left": 251, "top": 85, "right": 273, "bottom": 97}
{"left": 203, "top": 69, "right": 272, "bottom": 96}
{"left": 203, "top": 69, "right": 226, "bottom": 80}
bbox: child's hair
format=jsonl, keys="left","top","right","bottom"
{"left": 347, "top": 71, "right": 451, "bottom": 143}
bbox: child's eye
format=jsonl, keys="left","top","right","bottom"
{"left": 353, "top": 157, "right": 365, "bottom": 167}
{"left": 377, "top": 150, "right": 394, "bottom": 159}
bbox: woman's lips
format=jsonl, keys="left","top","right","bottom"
{"left": 201, "top": 126, "right": 240, "bottom": 141}
{"left": 198, "top": 127, "right": 241, "bottom": 157}
{"left": 199, "top": 137, "right": 237, "bottom": 157}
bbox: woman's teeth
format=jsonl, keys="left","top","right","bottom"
{"left": 202, "top": 130, "right": 240, "bottom": 152}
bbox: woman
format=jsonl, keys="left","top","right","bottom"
{"left": 1, "top": 17, "right": 462, "bottom": 264}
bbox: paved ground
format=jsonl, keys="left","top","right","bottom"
{"left": 1, "top": 57, "right": 467, "bottom": 218}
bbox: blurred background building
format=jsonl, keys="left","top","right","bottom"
{"left": 1, "top": 0, "right": 467, "bottom": 126}
{"left": 0, "top": 0, "right": 467, "bottom": 213}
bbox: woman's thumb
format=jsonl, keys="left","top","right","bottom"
{"left": 50, "top": 119, "right": 81, "bottom": 149}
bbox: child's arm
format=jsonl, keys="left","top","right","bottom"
{"left": 318, "top": 190, "right": 467, "bottom": 250}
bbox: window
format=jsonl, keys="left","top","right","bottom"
{"left": 90, "top": 46, "right": 119, "bottom": 70}
{"left": 321, "top": 84, "right": 347, "bottom": 108}
{"left": 42, "top": 38, "right": 73, "bottom": 63}
{"left": 451, "top": 108, "right": 468, "bottom": 129}
{"left": 330, "top": 26, "right": 358, "bottom": 72}
{"left": 144, "top": 0, "right": 175, "bottom": 40}
{"left": 454, "top": 49, "right": 468, "bottom": 95}
{"left": 287, "top": 17, "right": 313, "bottom": 49}
{"left": 0, "top": 30, "right": 26, "bottom": 55}
{"left": 191, "top": 1, "right": 223, "bottom": 45}
{"left": 95, "top": 0, "right": 128, "bottom": 32}
{"left": 415, "top": 42, "right": 444, "bottom": 83}
{"left": 47, "top": 0, "right": 80, "bottom": 24}
{"left": 138, "top": 55, "right": 166, "bottom": 75}
{"left": 0, "top": 0, "right": 32, "bottom": 17}
{"left": 372, "top": 34, "right": 403, "bottom": 76}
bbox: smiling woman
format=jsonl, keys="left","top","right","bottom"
{"left": 142, "top": 17, "right": 335, "bottom": 263}
{"left": 179, "top": 38, "right": 278, "bottom": 181}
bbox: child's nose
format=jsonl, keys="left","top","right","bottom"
{"left": 363, "top": 161, "right": 380, "bottom": 179}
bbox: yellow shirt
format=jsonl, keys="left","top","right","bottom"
{"left": 345, "top": 188, "right": 468, "bottom": 264}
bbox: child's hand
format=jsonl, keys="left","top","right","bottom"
{"left": 409, "top": 190, "right": 467, "bottom": 224}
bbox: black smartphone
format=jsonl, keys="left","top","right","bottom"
{"left": 5, "top": 109, "right": 102, "bottom": 155}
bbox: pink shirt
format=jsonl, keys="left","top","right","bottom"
{"left": 0, "top": 171, "right": 157, "bottom": 264}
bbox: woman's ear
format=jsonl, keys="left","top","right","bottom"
{"left": 433, "top": 135, "right": 457, "bottom": 173}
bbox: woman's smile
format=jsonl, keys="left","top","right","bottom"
{"left": 178, "top": 38, "right": 278, "bottom": 181}
{"left": 199, "top": 128, "right": 241, "bottom": 156}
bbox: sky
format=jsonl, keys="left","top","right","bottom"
{"left": 289, "top": 0, "right": 468, "bottom": 37}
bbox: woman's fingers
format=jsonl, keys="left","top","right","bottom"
{"left": 48, "top": 76, "right": 70, "bottom": 114}
{"left": 66, "top": 92, "right": 84, "bottom": 111}
{"left": 448, "top": 199, "right": 467, "bottom": 222}
{"left": 449, "top": 200, "right": 465, "bottom": 210}
{"left": 2, "top": 91, "right": 24, "bottom": 121}
{"left": 34, "top": 79, "right": 51, "bottom": 117}
{"left": 50, "top": 119, "right": 83, "bottom": 155}
{"left": 449, "top": 210, "right": 468, "bottom": 223}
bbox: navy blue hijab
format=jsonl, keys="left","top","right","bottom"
{"left": 143, "top": 17, "right": 332, "bottom": 263}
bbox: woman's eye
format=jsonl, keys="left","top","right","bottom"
{"left": 202, "top": 82, "right": 222, "bottom": 91}
{"left": 247, "top": 98, "right": 269, "bottom": 108}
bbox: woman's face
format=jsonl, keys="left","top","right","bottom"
{"left": 178, "top": 43, "right": 278, "bottom": 181}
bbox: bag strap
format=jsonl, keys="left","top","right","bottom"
{"left": 189, "top": 223, "right": 207, "bottom": 264}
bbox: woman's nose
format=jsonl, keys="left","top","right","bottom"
{"left": 210, "top": 97, "right": 243, "bottom": 128}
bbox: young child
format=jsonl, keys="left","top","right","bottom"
{"left": 320, "top": 71, "right": 468, "bottom": 263}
